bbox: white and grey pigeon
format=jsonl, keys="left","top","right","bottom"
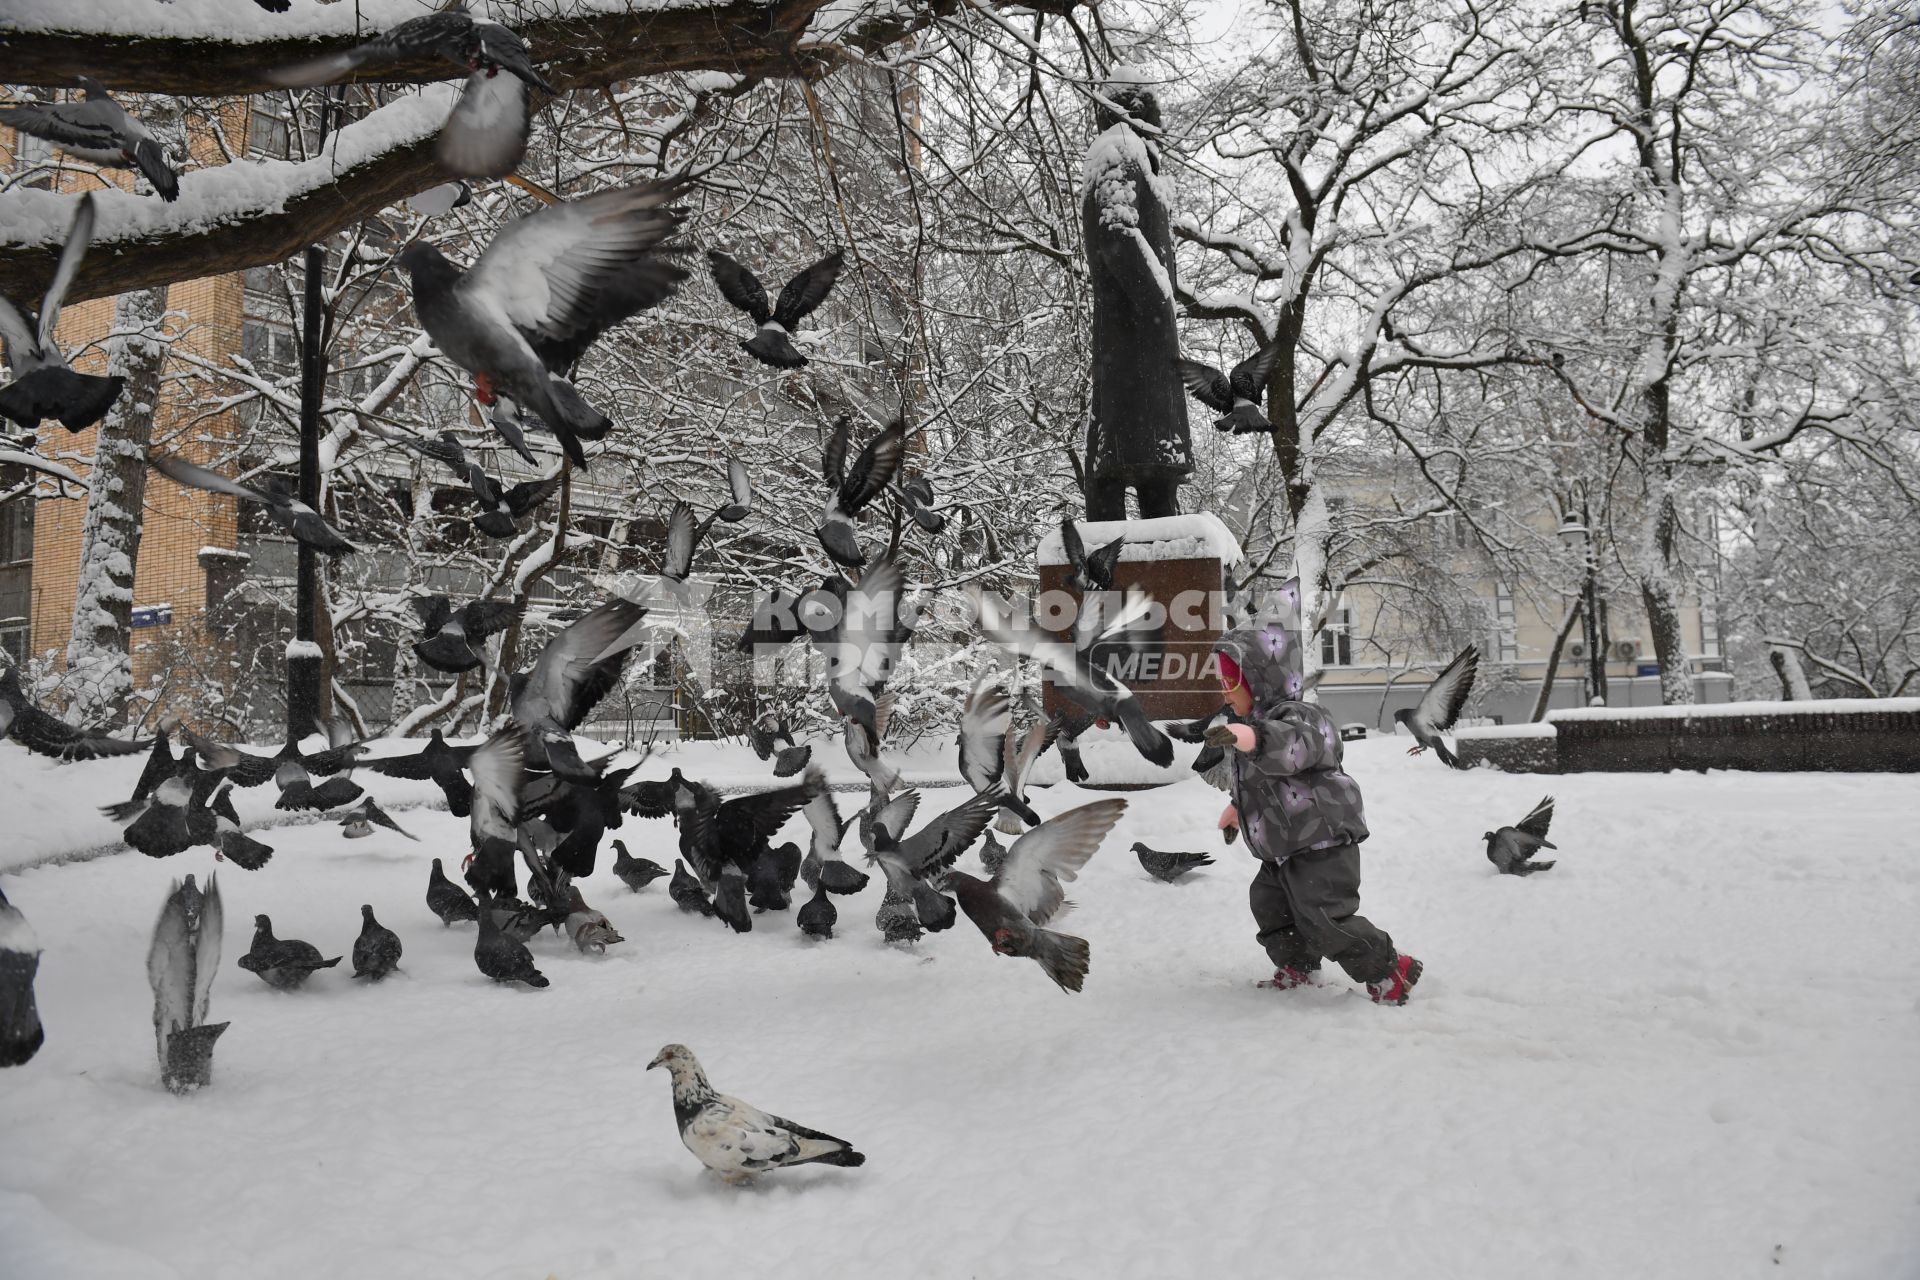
{"left": 813, "top": 557, "right": 912, "bottom": 747}
{"left": 814, "top": 413, "right": 907, "bottom": 568}
{"left": 992, "top": 705, "right": 1059, "bottom": 837}
{"left": 509, "top": 597, "right": 648, "bottom": 780}
{"left": 0, "top": 193, "right": 126, "bottom": 431}
{"left": 1393, "top": 645, "right": 1479, "bottom": 769}
{"left": 799, "top": 766, "right": 868, "bottom": 896}
{"left": 0, "top": 78, "right": 179, "bottom": 200}
{"left": 957, "top": 676, "right": 1040, "bottom": 827}
{"left": 707, "top": 249, "right": 845, "bottom": 368}
{"left": 0, "top": 883, "right": 44, "bottom": 1068}
{"left": 648, "top": 1043, "right": 865, "bottom": 1184}
{"left": 267, "top": 5, "right": 557, "bottom": 178}
{"left": 150, "top": 454, "right": 353, "bottom": 556}
{"left": 947, "top": 797, "right": 1129, "bottom": 994}
{"left": 147, "top": 873, "right": 226, "bottom": 1091}
{"left": 338, "top": 797, "right": 419, "bottom": 842}
{"left": 396, "top": 179, "right": 687, "bottom": 469}
{"left": 1174, "top": 339, "right": 1282, "bottom": 434}
{"left": 1485, "top": 796, "right": 1558, "bottom": 875}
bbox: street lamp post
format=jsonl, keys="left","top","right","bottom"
{"left": 1559, "top": 505, "right": 1608, "bottom": 707}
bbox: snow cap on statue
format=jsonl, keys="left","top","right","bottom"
{"left": 1212, "top": 576, "right": 1308, "bottom": 711}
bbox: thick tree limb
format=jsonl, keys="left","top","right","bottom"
{"left": 0, "top": 0, "right": 1079, "bottom": 304}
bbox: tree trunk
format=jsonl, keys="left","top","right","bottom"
{"left": 64, "top": 285, "right": 169, "bottom": 723}
{"left": 1529, "top": 600, "right": 1583, "bottom": 722}
{"left": 1768, "top": 644, "right": 1813, "bottom": 700}
{"left": 1638, "top": 474, "right": 1696, "bottom": 705}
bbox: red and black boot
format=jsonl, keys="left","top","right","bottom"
{"left": 1367, "top": 954, "right": 1423, "bottom": 1005}
{"left": 1259, "top": 965, "right": 1318, "bottom": 991}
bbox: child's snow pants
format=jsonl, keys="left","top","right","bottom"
{"left": 1248, "top": 842, "right": 1397, "bottom": 983}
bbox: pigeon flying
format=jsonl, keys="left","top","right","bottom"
{"left": 1393, "top": 646, "right": 1479, "bottom": 769}
{"left": 0, "top": 78, "right": 179, "bottom": 200}
{"left": 648, "top": 1043, "right": 865, "bottom": 1184}
{"left": 427, "top": 857, "right": 481, "bottom": 926}
{"left": 236, "top": 914, "right": 341, "bottom": 989}
{"left": 0, "top": 884, "right": 44, "bottom": 1067}
{"left": 366, "top": 729, "right": 476, "bottom": 816}
{"left": 1486, "top": 796, "right": 1558, "bottom": 876}
{"left": 0, "top": 194, "right": 126, "bottom": 431}
{"left": 396, "top": 180, "right": 687, "bottom": 469}
{"left": 151, "top": 455, "right": 353, "bottom": 555}
{"left": 1060, "top": 517, "right": 1124, "bottom": 593}
{"left": 707, "top": 249, "right": 845, "bottom": 368}
{"left": 510, "top": 598, "right": 647, "bottom": 779}
{"left": 947, "top": 797, "right": 1128, "bottom": 993}
{"left": 1174, "top": 339, "right": 1281, "bottom": 433}
{"left": 338, "top": 797, "right": 418, "bottom": 842}
{"left": 0, "top": 664, "right": 149, "bottom": 760}
{"left": 412, "top": 594, "right": 520, "bottom": 674}
{"left": 351, "top": 905, "right": 404, "bottom": 980}
{"left": 1132, "top": 841, "right": 1214, "bottom": 883}
{"left": 814, "top": 414, "right": 907, "bottom": 568}
{"left": 146, "top": 874, "right": 224, "bottom": 1091}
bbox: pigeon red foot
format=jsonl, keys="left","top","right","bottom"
{"left": 1367, "top": 954, "right": 1423, "bottom": 1006}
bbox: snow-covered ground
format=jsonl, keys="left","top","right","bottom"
{"left": 3, "top": 739, "right": 1918, "bottom": 1279}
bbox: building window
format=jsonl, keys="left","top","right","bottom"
{"left": 0, "top": 498, "right": 32, "bottom": 565}
{"left": 1700, "top": 600, "right": 1721, "bottom": 657}
{"left": 242, "top": 321, "right": 299, "bottom": 379}
{"left": 1493, "top": 581, "right": 1518, "bottom": 663}
{"left": 1320, "top": 603, "right": 1352, "bottom": 667}
{"left": 0, "top": 624, "right": 26, "bottom": 665}
{"left": 249, "top": 104, "right": 291, "bottom": 159}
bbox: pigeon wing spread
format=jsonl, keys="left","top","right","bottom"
{"left": 1416, "top": 645, "right": 1480, "bottom": 733}
{"left": 993, "top": 798, "right": 1128, "bottom": 926}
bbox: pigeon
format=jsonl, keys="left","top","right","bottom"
{"left": 610, "top": 839, "right": 668, "bottom": 892}
{"left": 717, "top": 456, "right": 754, "bottom": 523}
{"left": 957, "top": 676, "right": 1040, "bottom": 827}
{"left": 747, "top": 716, "right": 810, "bottom": 778}
{"left": 862, "top": 789, "right": 997, "bottom": 942}
{"left": 1393, "top": 646, "right": 1479, "bottom": 768}
{"left": 1132, "top": 841, "right": 1214, "bottom": 883}
{"left": 1174, "top": 339, "right": 1282, "bottom": 433}
{"left": 899, "top": 474, "right": 945, "bottom": 533}
{"left": 150, "top": 455, "right": 353, "bottom": 555}
{"left": 993, "top": 710, "right": 1061, "bottom": 836}
{"left": 947, "top": 797, "right": 1128, "bottom": 993}
{"left": 268, "top": 6, "right": 555, "bottom": 178}
{"left": 0, "top": 664, "right": 149, "bottom": 760}
{"left": 796, "top": 883, "right": 837, "bottom": 939}
{"left": 365, "top": 729, "right": 476, "bottom": 817}
{"left": 648, "top": 1043, "right": 865, "bottom": 1184}
{"left": 842, "top": 697, "right": 901, "bottom": 799}
{"left": 236, "top": 915, "right": 341, "bottom": 989}
{"left": 1060, "top": 517, "right": 1125, "bottom": 593}
{"left": 0, "top": 884, "right": 44, "bottom": 1068}
{"left": 206, "top": 783, "right": 273, "bottom": 869}
{"left": 337, "top": 797, "right": 418, "bottom": 842}
{"left": 565, "top": 886, "right": 624, "bottom": 954}
{"left": 146, "top": 874, "right": 224, "bottom": 1091}
{"left": 800, "top": 770, "right": 869, "bottom": 895}
{"left": 101, "top": 748, "right": 207, "bottom": 858}
{"left": 427, "top": 857, "right": 481, "bottom": 926}
{"left": 669, "top": 858, "right": 716, "bottom": 916}
{"left": 395, "top": 429, "right": 561, "bottom": 525}
{"left": 0, "top": 193, "right": 126, "bottom": 431}
{"left": 269, "top": 728, "right": 366, "bottom": 813}
{"left": 747, "top": 841, "right": 803, "bottom": 912}
{"left": 712, "top": 866, "right": 752, "bottom": 934}
{"left": 707, "top": 249, "right": 845, "bottom": 368}
{"left": 510, "top": 598, "right": 647, "bottom": 779}
{"left": 978, "top": 829, "right": 1009, "bottom": 877}
{"left": 814, "top": 414, "right": 907, "bottom": 567}
{"left": 410, "top": 594, "right": 521, "bottom": 674}
{"left": 735, "top": 583, "right": 810, "bottom": 654}
{"left": 396, "top": 180, "right": 687, "bottom": 469}
{"left": 1486, "top": 796, "right": 1558, "bottom": 875}
{"left": 0, "top": 78, "right": 179, "bottom": 200}
{"left": 974, "top": 587, "right": 1173, "bottom": 768}
{"left": 351, "top": 905, "right": 404, "bottom": 980}
{"left": 474, "top": 897, "right": 549, "bottom": 987}
{"left": 814, "top": 557, "right": 913, "bottom": 745}
{"left": 464, "top": 727, "right": 527, "bottom": 901}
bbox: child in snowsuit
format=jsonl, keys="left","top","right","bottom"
{"left": 1209, "top": 588, "right": 1422, "bottom": 1005}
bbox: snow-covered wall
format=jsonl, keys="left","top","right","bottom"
{"left": 1036, "top": 514, "right": 1243, "bottom": 567}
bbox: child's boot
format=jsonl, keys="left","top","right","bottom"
{"left": 1260, "top": 965, "right": 1317, "bottom": 990}
{"left": 1367, "top": 954, "right": 1422, "bottom": 1005}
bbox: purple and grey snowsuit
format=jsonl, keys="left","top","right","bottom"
{"left": 1215, "top": 611, "right": 1398, "bottom": 984}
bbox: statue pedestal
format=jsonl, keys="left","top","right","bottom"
{"left": 1034, "top": 513, "right": 1243, "bottom": 723}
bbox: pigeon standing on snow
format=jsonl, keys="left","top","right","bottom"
{"left": 648, "top": 1043, "right": 865, "bottom": 1184}
{"left": 814, "top": 414, "right": 907, "bottom": 568}
{"left": 236, "top": 915, "right": 341, "bottom": 989}
{"left": 267, "top": 6, "right": 557, "bottom": 178}
{"left": 150, "top": 455, "right": 354, "bottom": 556}
{"left": 707, "top": 249, "right": 845, "bottom": 368}
{"left": 669, "top": 859, "right": 716, "bottom": 916}
{"left": 0, "top": 78, "right": 179, "bottom": 200}
{"left": 0, "top": 884, "right": 44, "bottom": 1067}
{"left": 474, "top": 896, "right": 548, "bottom": 987}
{"left": 796, "top": 883, "right": 837, "bottom": 939}
{"left": 747, "top": 841, "right": 803, "bottom": 913}
{"left": 396, "top": 180, "right": 687, "bottom": 469}
{"left": 712, "top": 867, "right": 752, "bottom": 935}
{"left": 0, "top": 194, "right": 126, "bottom": 431}
{"left": 427, "top": 857, "right": 480, "bottom": 926}
{"left": 948, "top": 797, "right": 1128, "bottom": 994}
{"left": 1393, "top": 646, "right": 1480, "bottom": 769}
{"left": 147, "top": 874, "right": 226, "bottom": 1091}
{"left": 1174, "top": 339, "right": 1282, "bottom": 434}
{"left": 565, "top": 887, "right": 624, "bottom": 954}
{"left": 0, "top": 664, "right": 149, "bottom": 760}
{"left": 1486, "top": 796, "right": 1558, "bottom": 875}
{"left": 610, "top": 840, "right": 669, "bottom": 892}
{"left": 1132, "top": 841, "right": 1214, "bottom": 883}
{"left": 410, "top": 594, "right": 520, "bottom": 674}
{"left": 351, "top": 905, "right": 403, "bottom": 980}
